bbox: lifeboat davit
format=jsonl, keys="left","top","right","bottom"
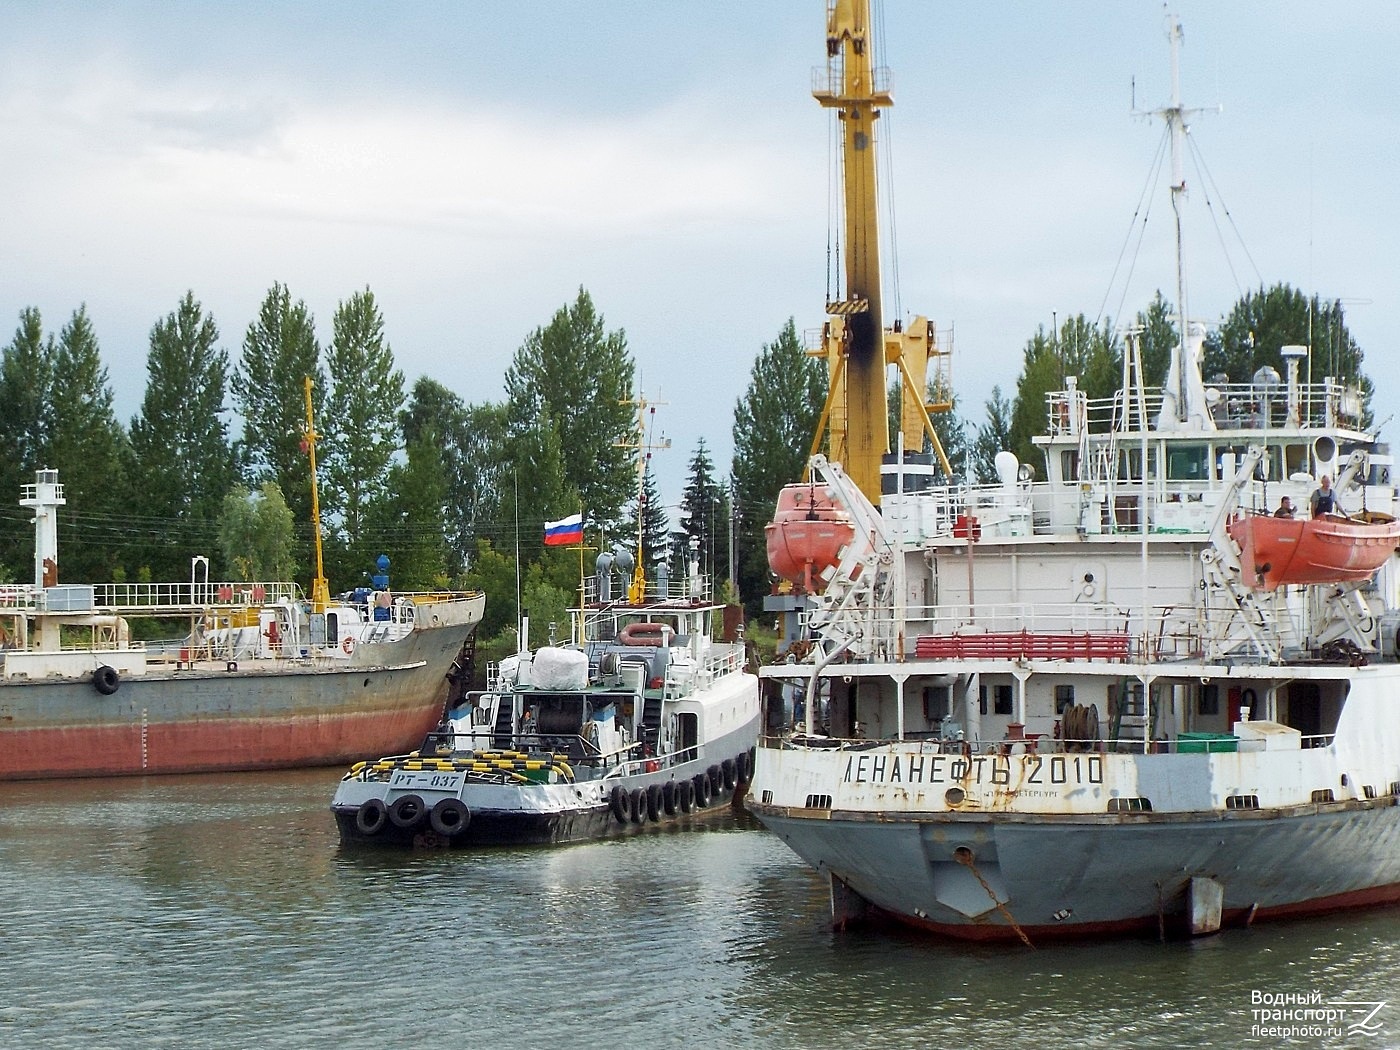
{"left": 1228, "top": 511, "right": 1400, "bottom": 591}
{"left": 764, "top": 482, "right": 855, "bottom": 594}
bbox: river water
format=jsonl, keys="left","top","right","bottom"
{"left": 1, "top": 769, "right": 1397, "bottom": 1049}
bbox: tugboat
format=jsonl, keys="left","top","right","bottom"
{"left": 332, "top": 406, "right": 760, "bottom": 847}
{"left": 745, "top": 4, "right": 1400, "bottom": 942}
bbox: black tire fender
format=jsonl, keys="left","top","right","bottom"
{"left": 629, "top": 787, "right": 646, "bottom": 824}
{"left": 609, "top": 784, "right": 629, "bottom": 824}
{"left": 92, "top": 665, "right": 120, "bottom": 696}
{"left": 693, "top": 772, "right": 713, "bottom": 808}
{"left": 661, "top": 780, "right": 678, "bottom": 816}
{"left": 355, "top": 797, "right": 388, "bottom": 836}
{"left": 678, "top": 778, "right": 695, "bottom": 814}
{"left": 646, "top": 783, "right": 663, "bottom": 822}
{"left": 722, "top": 758, "right": 737, "bottom": 790}
{"left": 429, "top": 797, "right": 471, "bottom": 837}
{"left": 388, "top": 793, "right": 427, "bottom": 829}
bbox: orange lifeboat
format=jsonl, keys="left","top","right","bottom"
{"left": 1228, "top": 511, "right": 1400, "bottom": 591}
{"left": 764, "top": 482, "right": 855, "bottom": 594}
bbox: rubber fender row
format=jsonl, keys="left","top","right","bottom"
{"left": 354, "top": 794, "right": 471, "bottom": 838}
{"left": 607, "top": 750, "right": 754, "bottom": 827}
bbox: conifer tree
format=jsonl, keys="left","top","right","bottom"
{"left": 322, "top": 288, "right": 405, "bottom": 551}
{"left": 402, "top": 378, "right": 507, "bottom": 575}
{"left": 0, "top": 308, "right": 55, "bottom": 577}
{"left": 232, "top": 283, "right": 323, "bottom": 574}
{"left": 48, "top": 306, "right": 129, "bottom": 582}
{"left": 971, "top": 386, "right": 1014, "bottom": 484}
{"left": 504, "top": 289, "right": 634, "bottom": 529}
{"left": 730, "top": 318, "right": 826, "bottom": 608}
{"left": 127, "top": 292, "right": 237, "bottom": 580}
{"left": 674, "top": 438, "right": 727, "bottom": 586}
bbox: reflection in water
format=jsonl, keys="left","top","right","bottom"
{"left": 1, "top": 771, "right": 1397, "bottom": 1049}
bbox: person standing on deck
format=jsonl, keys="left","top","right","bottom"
{"left": 1310, "top": 476, "right": 1337, "bottom": 518}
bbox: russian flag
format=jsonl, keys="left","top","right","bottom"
{"left": 544, "top": 512, "right": 584, "bottom": 546}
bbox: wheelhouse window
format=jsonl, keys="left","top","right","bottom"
{"left": 1166, "top": 444, "right": 1209, "bottom": 481}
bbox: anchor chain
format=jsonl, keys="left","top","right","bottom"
{"left": 955, "top": 849, "right": 1034, "bottom": 949}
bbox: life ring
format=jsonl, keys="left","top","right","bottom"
{"left": 661, "top": 781, "right": 678, "bottom": 816}
{"left": 388, "top": 793, "right": 427, "bottom": 829}
{"left": 619, "top": 622, "right": 670, "bottom": 647}
{"left": 429, "top": 797, "right": 471, "bottom": 837}
{"left": 736, "top": 751, "right": 750, "bottom": 784}
{"left": 722, "top": 758, "right": 737, "bottom": 790}
{"left": 693, "top": 772, "right": 713, "bottom": 808}
{"left": 355, "top": 798, "right": 388, "bottom": 835}
{"left": 342, "top": 637, "right": 355, "bottom": 655}
{"left": 609, "top": 784, "right": 629, "bottom": 824}
{"left": 92, "top": 665, "right": 120, "bottom": 696}
{"left": 629, "top": 787, "right": 647, "bottom": 824}
{"left": 646, "top": 783, "right": 664, "bottom": 822}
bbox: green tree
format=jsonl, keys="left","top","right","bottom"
{"left": 619, "top": 466, "right": 670, "bottom": 587}
{"left": 48, "top": 306, "right": 129, "bottom": 583}
{"left": 322, "top": 288, "right": 405, "bottom": 551}
{"left": 1134, "top": 291, "right": 1178, "bottom": 389}
{"left": 231, "top": 283, "right": 323, "bottom": 569}
{"left": 360, "top": 425, "right": 450, "bottom": 590}
{"left": 971, "top": 386, "right": 1014, "bottom": 484}
{"left": 674, "top": 438, "right": 727, "bottom": 587}
{"left": 127, "top": 292, "right": 237, "bottom": 580}
{"left": 1008, "top": 314, "right": 1118, "bottom": 472}
{"left": 0, "top": 308, "right": 55, "bottom": 575}
{"left": 1007, "top": 327, "right": 1058, "bottom": 471}
{"left": 498, "top": 398, "right": 576, "bottom": 570}
{"left": 1203, "top": 283, "right": 1371, "bottom": 419}
{"left": 219, "top": 482, "right": 296, "bottom": 583}
{"left": 730, "top": 318, "right": 826, "bottom": 609}
{"left": 402, "top": 379, "right": 507, "bottom": 575}
{"left": 504, "top": 289, "right": 635, "bottom": 529}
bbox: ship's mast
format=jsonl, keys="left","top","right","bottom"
{"left": 815, "top": 0, "right": 892, "bottom": 504}
{"left": 1141, "top": 13, "right": 1217, "bottom": 431}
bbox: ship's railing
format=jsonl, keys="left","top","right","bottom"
{"left": 810, "top": 64, "right": 892, "bottom": 101}
{"left": 1046, "top": 377, "right": 1368, "bottom": 438}
{"left": 0, "top": 580, "right": 301, "bottom": 615}
{"left": 580, "top": 572, "right": 714, "bottom": 607}
{"left": 896, "top": 602, "right": 1282, "bottom": 664}
{"left": 762, "top": 729, "right": 1338, "bottom": 756}
{"left": 91, "top": 580, "right": 302, "bottom": 611}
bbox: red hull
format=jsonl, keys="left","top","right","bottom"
{"left": 0, "top": 703, "right": 442, "bottom": 781}
{"left": 1228, "top": 512, "right": 1400, "bottom": 591}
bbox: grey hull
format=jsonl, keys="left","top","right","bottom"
{"left": 751, "top": 799, "right": 1400, "bottom": 940}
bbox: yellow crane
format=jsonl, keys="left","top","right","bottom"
{"left": 809, "top": 0, "right": 952, "bottom": 503}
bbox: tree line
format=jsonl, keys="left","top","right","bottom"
{"left": 0, "top": 279, "right": 1371, "bottom": 654}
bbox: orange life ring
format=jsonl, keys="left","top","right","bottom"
{"left": 342, "top": 637, "right": 355, "bottom": 655}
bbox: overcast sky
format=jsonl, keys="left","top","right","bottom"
{"left": 3, "top": 1, "right": 1397, "bottom": 513}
